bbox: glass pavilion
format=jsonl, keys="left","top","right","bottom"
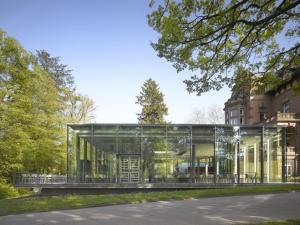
{"left": 67, "top": 124, "right": 286, "bottom": 184}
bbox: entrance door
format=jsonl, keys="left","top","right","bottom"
{"left": 118, "top": 155, "right": 140, "bottom": 183}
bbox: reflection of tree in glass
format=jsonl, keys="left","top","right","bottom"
{"left": 143, "top": 137, "right": 167, "bottom": 182}
{"left": 215, "top": 127, "right": 240, "bottom": 175}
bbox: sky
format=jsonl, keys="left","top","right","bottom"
{"left": 0, "top": 0, "right": 231, "bottom": 123}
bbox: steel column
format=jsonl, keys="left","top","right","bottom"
{"left": 260, "top": 126, "right": 264, "bottom": 183}
{"left": 282, "top": 127, "right": 287, "bottom": 182}
{"left": 76, "top": 135, "right": 81, "bottom": 182}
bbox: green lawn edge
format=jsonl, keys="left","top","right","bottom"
{"left": 238, "top": 218, "right": 300, "bottom": 225}
{"left": 0, "top": 185, "right": 300, "bottom": 217}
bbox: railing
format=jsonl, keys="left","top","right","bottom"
{"left": 14, "top": 173, "right": 260, "bottom": 185}
{"left": 287, "top": 147, "right": 296, "bottom": 154}
{"left": 13, "top": 173, "right": 67, "bottom": 185}
{"left": 276, "top": 112, "right": 297, "bottom": 121}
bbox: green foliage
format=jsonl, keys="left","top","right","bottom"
{"left": 16, "top": 188, "right": 32, "bottom": 196}
{"left": 0, "top": 30, "right": 66, "bottom": 177}
{"left": 148, "top": 0, "right": 300, "bottom": 95}
{"left": 64, "top": 91, "right": 96, "bottom": 124}
{"left": 35, "top": 50, "right": 96, "bottom": 124}
{"left": 0, "top": 182, "right": 19, "bottom": 199}
{"left": 35, "top": 50, "right": 74, "bottom": 91}
{"left": 136, "top": 79, "right": 168, "bottom": 179}
{"left": 0, "top": 30, "right": 96, "bottom": 181}
{"left": 242, "top": 219, "right": 300, "bottom": 225}
{"left": 136, "top": 78, "right": 168, "bottom": 124}
{"left": 0, "top": 31, "right": 76, "bottom": 181}
{"left": 0, "top": 30, "right": 34, "bottom": 179}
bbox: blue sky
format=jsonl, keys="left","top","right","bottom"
{"left": 0, "top": 0, "right": 231, "bottom": 123}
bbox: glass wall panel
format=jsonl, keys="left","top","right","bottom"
{"left": 215, "top": 126, "right": 238, "bottom": 183}
{"left": 264, "top": 127, "right": 282, "bottom": 182}
{"left": 117, "top": 126, "right": 142, "bottom": 183}
{"left": 67, "top": 126, "right": 77, "bottom": 182}
{"left": 240, "top": 127, "right": 262, "bottom": 183}
{"left": 93, "top": 137, "right": 117, "bottom": 182}
{"left": 67, "top": 125, "right": 92, "bottom": 182}
{"left": 117, "top": 125, "right": 141, "bottom": 154}
{"left": 166, "top": 125, "right": 191, "bottom": 182}
{"left": 93, "top": 125, "right": 118, "bottom": 183}
{"left": 142, "top": 125, "right": 167, "bottom": 182}
{"left": 192, "top": 126, "right": 214, "bottom": 183}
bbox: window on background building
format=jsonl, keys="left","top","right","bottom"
{"left": 286, "top": 160, "right": 293, "bottom": 176}
{"left": 240, "top": 108, "right": 244, "bottom": 116}
{"left": 230, "top": 118, "right": 238, "bottom": 125}
{"left": 259, "top": 112, "right": 266, "bottom": 122}
{"left": 230, "top": 109, "right": 238, "bottom": 117}
{"left": 259, "top": 104, "right": 267, "bottom": 123}
{"left": 282, "top": 101, "right": 290, "bottom": 113}
{"left": 240, "top": 117, "right": 244, "bottom": 124}
{"left": 225, "top": 112, "right": 229, "bottom": 124}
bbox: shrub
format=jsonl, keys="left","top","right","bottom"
{"left": 0, "top": 182, "right": 19, "bottom": 199}
{"left": 17, "top": 188, "right": 32, "bottom": 196}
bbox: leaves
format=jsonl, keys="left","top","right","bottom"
{"left": 0, "top": 30, "right": 95, "bottom": 181}
{"left": 148, "top": 0, "right": 300, "bottom": 95}
{"left": 0, "top": 31, "right": 68, "bottom": 177}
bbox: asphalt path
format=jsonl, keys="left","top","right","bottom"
{"left": 1, "top": 192, "right": 300, "bottom": 225}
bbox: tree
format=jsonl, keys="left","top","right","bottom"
{"left": 186, "top": 108, "right": 206, "bottom": 124}
{"left": 0, "top": 31, "right": 66, "bottom": 179}
{"left": 186, "top": 105, "right": 224, "bottom": 124}
{"left": 35, "top": 50, "right": 74, "bottom": 91}
{"left": 136, "top": 78, "right": 168, "bottom": 182}
{"left": 36, "top": 50, "right": 96, "bottom": 124}
{"left": 20, "top": 67, "right": 66, "bottom": 174}
{"left": 136, "top": 78, "right": 168, "bottom": 124}
{"left": 0, "top": 32, "right": 31, "bottom": 179}
{"left": 65, "top": 91, "right": 97, "bottom": 123}
{"left": 0, "top": 30, "right": 97, "bottom": 181}
{"left": 207, "top": 104, "right": 225, "bottom": 124}
{"left": 148, "top": 0, "right": 300, "bottom": 95}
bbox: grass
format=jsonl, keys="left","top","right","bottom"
{"left": 239, "top": 218, "right": 300, "bottom": 225}
{"left": 0, "top": 185, "right": 299, "bottom": 216}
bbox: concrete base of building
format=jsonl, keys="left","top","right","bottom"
{"left": 15, "top": 182, "right": 296, "bottom": 196}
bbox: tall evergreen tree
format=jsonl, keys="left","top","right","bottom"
{"left": 35, "top": 50, "right": 96, "bottom": 124}
{"left": 136, "top": 79, "right": 168, "bottom": 182}
{"left": 35, "top": 50, "right": 74, "bottom": 91}
{"left": 136, "top": 78, "right": 168, "bottom": 124}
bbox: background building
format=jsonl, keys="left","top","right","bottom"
{"left": 224, "top": 69, "right": 300, "bottom": 177}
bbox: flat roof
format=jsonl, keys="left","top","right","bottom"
{"left": 68, "top": 123, "right": 285, "bottom": 128}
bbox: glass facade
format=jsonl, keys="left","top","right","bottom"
{"left": 67, "top": 124, "right": 286, "bottom": 184}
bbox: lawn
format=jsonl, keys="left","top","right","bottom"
{"left": 240, "top": 218, "right": 300, "bottom": 225}
{"left": 0, "top": 185, "right": 299, "bottom": 216}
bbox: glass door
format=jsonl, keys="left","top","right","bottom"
{"left": 118, "top": 154, "right": 140, "bottom": 183}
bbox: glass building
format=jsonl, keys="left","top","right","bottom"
{"left": 67, "top": 124, "right": 286, "bottom": 184}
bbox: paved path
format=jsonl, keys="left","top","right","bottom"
{"left": 1, "top": 192, "right": 300, "bottom": 225}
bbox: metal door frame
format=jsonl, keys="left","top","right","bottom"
{"left": 117, "top": 154, "right": 141, "bottom": 183}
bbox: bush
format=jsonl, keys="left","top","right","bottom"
{"left": 287, "top": 177, "right": 300, "bottom": 183}
{"left": 0, "top": 182, "right": 19, "bottom": 199}
{"left": 17, "top": 188, "right": 32, "bottom": 196}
